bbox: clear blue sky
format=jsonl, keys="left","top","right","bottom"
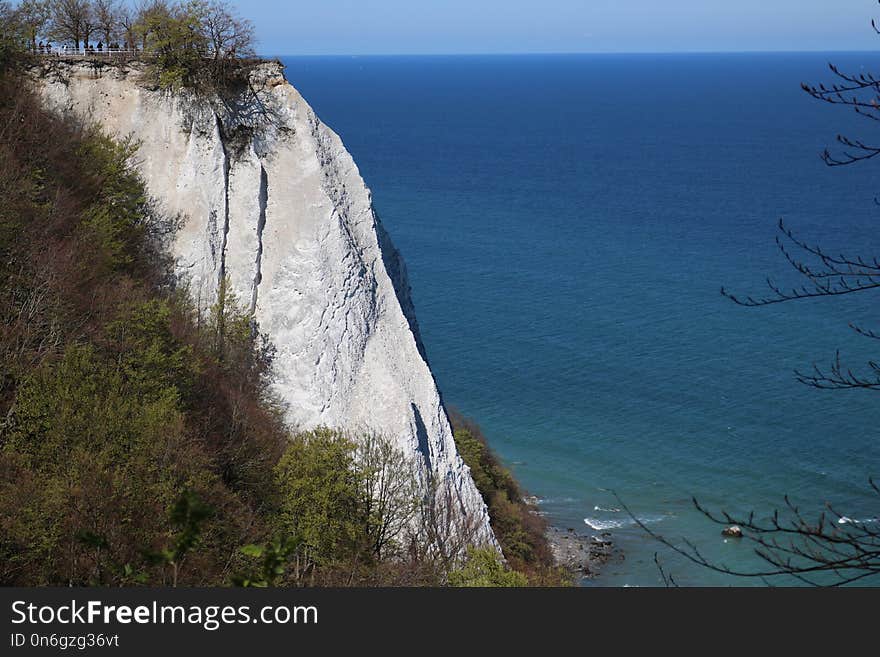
{"left": 236, "top": 0, "right": 880, "bottom": 56}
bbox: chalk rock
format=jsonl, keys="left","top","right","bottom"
{"left": 33, "top": 59, "right": 496, "bottom": 549}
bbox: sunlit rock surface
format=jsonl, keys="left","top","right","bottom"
{"left": 34, "top": 59, "right": 495, "bottom": 548}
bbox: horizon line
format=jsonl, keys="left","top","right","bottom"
{"left": 263, "top": 48, "right": 880, "bottom": 58}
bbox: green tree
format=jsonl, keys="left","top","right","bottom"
{"left": 448, "top": 546, "right": 528, "bottom": 588}
{"left": 106, "top": 299, "right": 196, "bottom": 403}
{"left": 141, "top": 0, "right": 208, "bottom": 89}
{"left": 0, "top": 77, "right": 285, "bottom": 586}
{"left": 75, "top": 133, "right": 152, "bottom": 271}
{"left": 16, "top": 0, "right": 50, "bottom": 52}
{"left": 273, "top": 428, "right": 365, "bottom": 569}
{"left": 232, "top": 537, "right": 300, "bottom": 587}
{"left": 355, "top": 432, "right": 420, "bottom": 560}
{"left": 134, "top": 0, "right": 256, "bottom": 90}
{"left": 145, "top": 490, "right": 214, "bottom": 587}
{"left": 208, "top": 276, "right": 255, "bottom": 367}
{"left": 2, "top": 343, "right": 189, "bottom": 583}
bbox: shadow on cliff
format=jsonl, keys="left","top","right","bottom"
{"left": 411, "top": 403, "right": 433, "bottom": 474}
{"left": 377, "top": 212, "right": 462, "bottom": 427}
{"left": 375, "top": 211, "right": 429, "bottom": 362}
{"left": 213, "top": 77, "right": 290, "bottom": 154}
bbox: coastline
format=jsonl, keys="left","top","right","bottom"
{"left": 524, "top": 496, "right": 617, "bottom": 581}
{"left": 545, "top": 525, "right": 616, "bottom": 580}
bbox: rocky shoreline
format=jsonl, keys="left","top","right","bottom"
{"left": 523, "top": 495, "right": 619, "bottom": 581}
{"left": 546, "top": 525, "right": 617, "bottom": 580}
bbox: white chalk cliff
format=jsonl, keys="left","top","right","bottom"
{"left": 33, "top": 59, "right": 495, "bottom": 548}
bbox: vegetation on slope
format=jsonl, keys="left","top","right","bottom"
{"left": 449, "top": 410, "right": 571, "bottom": 586}
{"left": 0, "top": 45, "right": 538, "bottom": 586}
{"left": 0, "top": 71, "right": 424, "bottom": 585}
{"left": 0, "top": 64, "right": 286, "bottom": 585}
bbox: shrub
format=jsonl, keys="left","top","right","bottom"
{"left": 138, "top": 0, "right": 256, "bottom": 92}
{"left": 354, "top": 432, "right": 421, "bottom": 560}
{"left": 0, "top": 343, "right": 222, "bottom": 584}
{"left": 143, "top": 1, "right": 209, "bottom": 90}
{"left": 0, "top": 2, "right": 28, "bottom": 72}
{"left": 448, "top": 410, "right": 570, "bottom": 586}
{"left": 267, "top": 428, "right": 443, "bottom": 585}
{"left": 273, "top": 428, "right": 365, "bottom": 570}
{"left": 448, "top": 546, "right": 529, "bottom": 588}
{"left": 0, "top": 70, "right": 284, "bottom": 585}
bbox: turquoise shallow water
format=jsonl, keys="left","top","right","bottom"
{"left": 280, "top": 53, "right": 880, "bottom": 586}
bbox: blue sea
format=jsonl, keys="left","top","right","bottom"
{"left": 280, "top": 53, "right": 880, "bottom": 586}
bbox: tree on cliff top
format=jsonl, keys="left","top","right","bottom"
{"left": 200, "top": 0, "right": 253, "bottom": 60}
{"left": 0, "top": 2, "right": 33, "bottom": 69}
{"left": 117, "top": 1, "right": 136, "bottom": 48}
{"left": 136, "top": 0, "right": 256, "bottom": 90}
{"left": 140, "top": 0, "right": 207, "bottom": 87}
{"left": 92, "top": 0, "right": 119, "bottom": 45}
{"left": 15, "top": 0, "right": 50, "bottom": 51}
{"left": 48, "top": 0, "right": 91, "bottom": 49}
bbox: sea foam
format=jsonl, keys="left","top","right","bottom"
{"left": 583, "top": 514, "right": 667, "bottom": 532}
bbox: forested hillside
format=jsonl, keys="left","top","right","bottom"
{"left": 0, "top": 43, "right": 568, "bottom": 584}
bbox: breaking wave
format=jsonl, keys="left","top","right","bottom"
{"left": 583, "top": 514, "right": 668, "bottom": 532}
{"left": 837, "top": 516, "right": 878, "bottom": 525}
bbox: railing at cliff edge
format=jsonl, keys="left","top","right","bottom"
{"left": 34, "top": 49, "right": 151, "bottom": 62}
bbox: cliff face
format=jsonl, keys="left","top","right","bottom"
{"left": 33, "top": 60, "right": 495, "bottom": 547}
